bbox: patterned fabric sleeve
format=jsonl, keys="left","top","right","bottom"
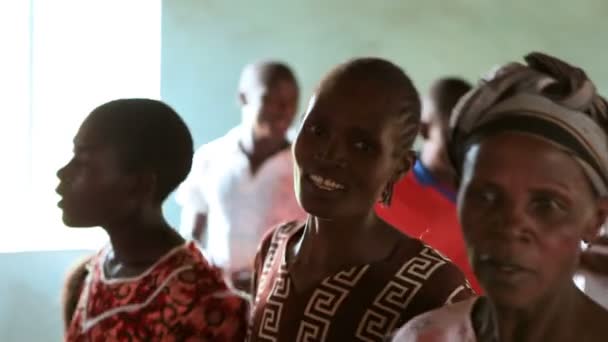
{"left": 388, "top": 251, "right": 476, "bottom": 341}
{"left": 178, "top": 291, "right": 249, "bottom": 342}
{"left": 251, "top": 226, "right": 277, "bottom": 295}
{"left": 61, "top": 254, "right": 94, "bottom": 329}
{"left": 418, "top": 251, "right": 476, "bottom": 310}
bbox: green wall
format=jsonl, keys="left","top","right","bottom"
{"left": 161, "top": 0, "right": 608, "bottom": 225}
{"left": 0, "top": 250, "right": 91, "bottom": 341}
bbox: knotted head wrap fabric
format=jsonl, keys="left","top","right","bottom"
{"left": 449, "top": 52, "right": 608, "bottom": 196}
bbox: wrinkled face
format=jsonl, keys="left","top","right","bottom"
{"left": 241, "top": 79, "right": 299, "bottom": 141}
{"left": 458, "top": 132, "right": 606, "bottom": 308}
{"left": 293, "top": 81, "right": 412, "bottom": 220}
{"left": 56, "top": 117, "right": 137, "bottom": 227}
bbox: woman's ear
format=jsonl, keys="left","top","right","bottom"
{"left": 127, "top": 172, "right": 158, "bottom": 203}
{"left": 583, "top": 197, "right": 608, "bottom": 243}
{"left": 392, "top": 150, "right": 416, "bottom": 183}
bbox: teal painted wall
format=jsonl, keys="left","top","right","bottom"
{"left": 161, "top": 0, "right": 608, "bottom": 226}
{"left": 0, "top": 250, "right": 92, "bottom": 341}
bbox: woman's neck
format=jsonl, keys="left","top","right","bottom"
{"left": 306, "top": 212, "right": 376, "bottom": 240}
{"left": 296, "top": 211, "right": 396, "bottom": 267}
{"left": 104, "top": 208, "right": 183, "bottom": 265}
{"left": 491, "top": 282, "right": 582, "bottom": 342}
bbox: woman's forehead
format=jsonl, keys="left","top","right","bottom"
{"left": 465, "top": 132, "right": 588, "bottom": 185}
{"left": 311, "top": 84, "right": 403, "bottom": 117}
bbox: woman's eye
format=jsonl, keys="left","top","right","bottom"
{"left": 307, "top": 124, "right": 323, "bottom": 136}
{"left": 469, "top": 188, "right": 499, "bottom": 207}
{"left": 481, "top": 191, "right": 497, "bottom": 204}
{"left": 354, "top": 141, "right": 372, "bottom": 152}
{"left": 532, "top": 196, "right": 565, "bottom": 216}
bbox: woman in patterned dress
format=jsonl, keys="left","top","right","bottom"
{"left": 247, "top": 58, "right": 475, "bottom": 342}
{"left": 58, "top": 99, "right": 247, "bottom": 341}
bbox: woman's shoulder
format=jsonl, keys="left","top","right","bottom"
{"left": 257, "top": 221, "right": 304, "bottom": 257}
{"left": 392, "top": 297, "right": 479, "bottom": 342}
{"left": 62, "top": 253, "right": 96, "bottom": 327}
{"left": 389, "top": 236, "right": 476, "bottom": 305}
{"left": 171, "top": 244, "right": 249, "bottom": 302}
{"left": 392, "top": 236, "right": 469, "bottom": 283}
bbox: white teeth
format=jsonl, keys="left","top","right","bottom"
{"left": 310, "top": 174, "right": 323, "bottom": 183}
{"left": 309, "top": 174, "right": 345, "bottom": 191}
{"left": 497, "top": 264, "right": 525, "bottom": 273}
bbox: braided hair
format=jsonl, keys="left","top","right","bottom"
{"left": 318, "top": 58, "right": 421, "bottom": 205}
{"left": 318, "top": 57, "right": 421, "bottom": 160}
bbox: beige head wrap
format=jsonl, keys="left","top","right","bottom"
{"left": 450, "top": 52, "right": 608, "bottom": 196}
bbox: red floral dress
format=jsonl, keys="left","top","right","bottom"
{"left": 66, "top": 241, "right": 247, "bottom": 341}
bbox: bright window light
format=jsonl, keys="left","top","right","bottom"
{"left": 1, "top": 0, "right": 161, "bottom": 252}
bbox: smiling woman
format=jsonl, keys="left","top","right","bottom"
{"left": 247, "top": 58, "right": 474, "bottom": 342}
{"left": 1, "top": 0, "right": 161, "bottom": 252}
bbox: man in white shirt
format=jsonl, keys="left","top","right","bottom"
{"left": 175, "top": 61, "right": 306, "bottom": 290}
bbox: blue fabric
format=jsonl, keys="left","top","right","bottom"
{"left": 412, "top": 160, "right": 457, "bottom": 203}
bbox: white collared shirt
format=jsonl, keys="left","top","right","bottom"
{"left": 175, "top": 126, "right": 306, "bottom": 271}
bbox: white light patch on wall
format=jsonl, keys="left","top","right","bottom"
{"left": 1, "top": 0, "right": 161, "bottom": 252}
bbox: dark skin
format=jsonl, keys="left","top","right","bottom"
{"left": 459, "top": 132, "right": 608, "bottom": 342}
{"left": 56, "top": 115, "right": 184, "bottom": 280}
{"left": 288, "top": 80, "right": 415, "bottom": 292}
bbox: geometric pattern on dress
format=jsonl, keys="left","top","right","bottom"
{"left": 444, "top": 285, "right": 468, "bottom": 305}
{"left": 256, "top": 264, "right": 291, "bottom": 342}
{"left": 355, "top": 247, "right": 447, "bottom": 341}
{"left": 295, "top": 265, "right": 370, "bottom": 342}
{"left": 254, "top": 222, "right": 300, "bottom": 305}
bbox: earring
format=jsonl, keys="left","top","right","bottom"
{"left": 381, "top": 182, "right": 394, "bottom": 207}
{"left": 582, "top": 240, "right": 590, "bottom": 251}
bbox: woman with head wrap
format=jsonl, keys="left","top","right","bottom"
{"left": 392, "top": 52, "right": 608, "bottom": 342}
